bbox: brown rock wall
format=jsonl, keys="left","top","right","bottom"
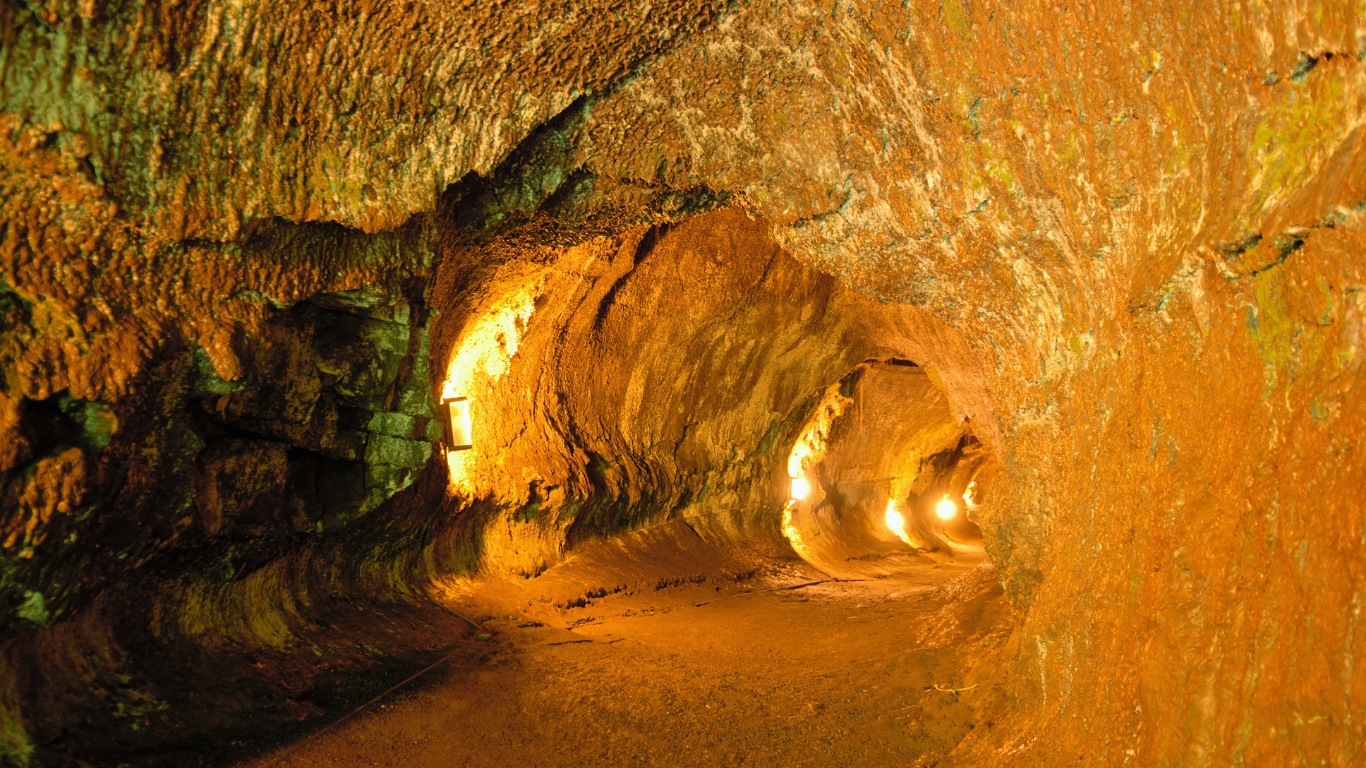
{"left": 1, "top": 0, "right": 732, "bottom": 238}
{"left": 1, "top": 0, "right": 1364, "bottom": 764}
{"left": 961, "top": 216, "right": 1366, "bottom": 766}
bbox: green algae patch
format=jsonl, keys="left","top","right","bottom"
{"left": 0, "top": 669, "right": 34, "bottom": 768}
{"left": 1246, "top": 70, "right": 1353, "bottom": 221}
{"left": 941, "top": 0, "right": 972, "bottom": 38}
{"left": 1251, "top": 269, "right": 1296, "bottom": 393}
{"left": 57, "top": 395, "right": 118, "bottom": 452}
{"left": 1248, "top": 268, "right": 1329, "bottom": 399}
{"left": 15, "top": 592, "right": 48, "bottom": 627}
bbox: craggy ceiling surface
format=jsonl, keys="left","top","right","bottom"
{"left": 3, "top": 1, "right": 1365, "bottom": 765}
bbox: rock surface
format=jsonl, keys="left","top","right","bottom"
{"left": 2, "top": 1, "right": 1365, "bottom": 765}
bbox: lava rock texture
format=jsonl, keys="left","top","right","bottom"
{"left": 2, "top": 1, "right": 1365, "bottom": 765}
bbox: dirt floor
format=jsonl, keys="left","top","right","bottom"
{"left": 240, "top": 531, "right": 1012, "bottom": 768}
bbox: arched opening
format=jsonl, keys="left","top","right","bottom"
{"left": 5, "top": 207, "right": 1012, "bottom": 768}
{"left": 418, "top": 210, "right": 1002, "bottom": 589}
{"left": 291, "top": 210, "right": 1011, "bottom": 768}
{"left": 781, "top": 359, "right": 993, "bottom": 579}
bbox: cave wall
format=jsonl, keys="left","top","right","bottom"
{"left": 425, "top": 208, "right": 990, "bottom": 578}
{"left": 574, "top": 4, "right": 1366, "bottom": 762}
{"left": 2, "top": 0, "right": 1365, "bottom": 765}
{"left": 973, "top": 222, "right": 1366, "bottom": 766}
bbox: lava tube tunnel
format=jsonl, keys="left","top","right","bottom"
{"left": 5, "top": 5, "right": 1365, "bottom": 767}
{"left": 420, "top": 211, "right": 999, "bottom": 588}
{"left": 782, "top": 360, "right": 993, "bottom": 579}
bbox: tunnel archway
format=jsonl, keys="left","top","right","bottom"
{"left": 7, "top": 3, "right": 1365, "bottom": 765}
{"left": 781, "top": 359, "right": 993, "bottom": 579}
{"left": 421, "top": 209, "right": 1002, "bottom": 585}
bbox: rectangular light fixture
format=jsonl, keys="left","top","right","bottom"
{"left": 442, "top": 396, "right": 473, "bottom": 451}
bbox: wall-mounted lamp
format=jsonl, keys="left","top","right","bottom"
{"left": 442, "top": 396, "right": 473, "bottom": 451}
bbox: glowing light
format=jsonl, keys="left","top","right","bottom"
{"left": 885, "top": 500, "right": 914, "bottom": 546}
{"left": 935, "top": 495, "right": 958, "bottom": 521}
{"left": 785, "top": 385, "right": 853, "bottom": 479}
{"left": 441, "top": 291, "right": 537, "bottom": 402}
{"left": 779, "top": 381, "right": 852, "bottom": 560}
{"left": 443, "top": 396, "right": 473, "bottom": 450}
{"left": 781, "top": 502, "right": 812, "bottom": 560}
{"left": 885, "top": 500, "right": 906, "bottom": 535}
{"left": 963, "top": 480, "right": 978, "bottom": 508}
{"left": 441, "top": 286, "right": 539, "bottom": 487}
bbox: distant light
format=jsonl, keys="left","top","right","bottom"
{"left": 935, "top": 495, "right": 958, "bottom": 521}
{"left": 790, "top": 476, "right": 811, "bottom": 501}
{"left": 443, "top": 396, "right": 473, "bottom": 451}
{"left": 963, "top": 481, "right": 978, "bottom": 508}
{"left": 885, "top": 500, "right": 907, "bottom": 536}
{"left": 886, "top": 500, "right": 914, "bottom": 546}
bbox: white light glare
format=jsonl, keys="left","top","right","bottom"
{"left": 935, "top": 495, "right": 958, "bottom": 521}
{"left": 886, "top": 500, "right": 914, "bottom": 546}
{"left": 790, "top": 476, "right": 811, "bottom": 501}
{"left": 445, "top": 397, "right": 473, "bottom": 450}
{"left": 885, "top": 500, "right": 907, "bottom": 535}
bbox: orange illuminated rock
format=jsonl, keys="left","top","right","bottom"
{"left": 1, "top": 1, "right": 1364, "bottom": 765}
